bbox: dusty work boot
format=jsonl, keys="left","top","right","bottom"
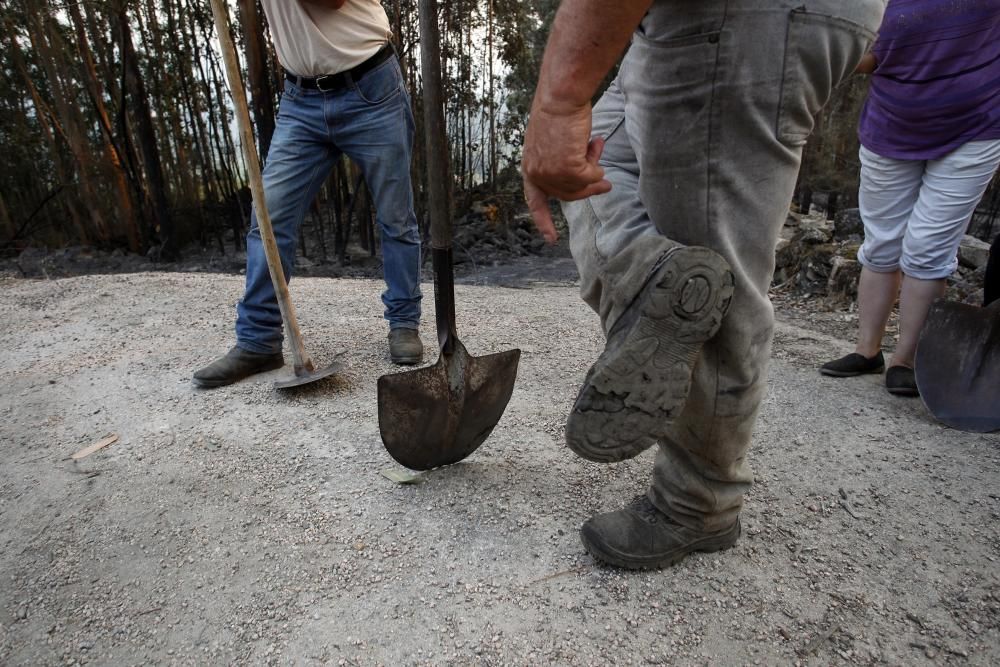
{"left": 580, "top": 495, "right": 741, "bottom": 570}
{"left": 565, "top": 246, "right": 734, "bottom": 463}
{"left": 388, "top": 328, "right": 423, "bottom": 365}
{"left": 191, "top": 346, "right": 284, "bottom": 388}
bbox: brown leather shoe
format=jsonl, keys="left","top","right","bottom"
{"left": 388, "top": 328, "right": 423, "bottom": 365}
{"left": 192, "top": 346, "right": 284, "bottom": 388}
{"left": 581, "top": 495, "right": 741, "bottom": 570}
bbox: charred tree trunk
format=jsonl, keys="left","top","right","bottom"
{"left": 0, "top": 190, "right": 12, "bottom": 241}
{"left": 487, "top": 0, "right": 496, "bottom": 190}
{"left": 5, "top": 15, "right": 86, "bottom": 242}
{"left": 119, "top": 6, "right": 174, "bottom": 258}
{"left": 69, "top": 1, "right": 140, "bottom": 252}
{"left": 334, "top": 161, "right": 353, "bottom": 264}
{"left": 238, "top": 0, "right": 276, "bottom": 160}
{"left": 26, "top": 2, "right": 111, "bottom": 245}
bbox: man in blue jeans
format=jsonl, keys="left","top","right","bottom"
{"left": 194, "top": 0, "right": 422, "bottom": 388}
{"left": 522, "top": 0, "right": 884, "bottom": 568}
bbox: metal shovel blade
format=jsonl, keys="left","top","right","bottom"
{"left": 915, "top": 299, "right": 1000, "bottom": 432}
{"left": 273, "top": 357, "right": 345, "bottom": 389}
{"left": 377, "top": 339, "right": 520, "bottom": 470}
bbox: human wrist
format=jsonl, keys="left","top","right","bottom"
{"left": 532, "top": 74, "right": 592, "bottom": 118}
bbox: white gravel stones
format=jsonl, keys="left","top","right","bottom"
{"left": 0, "top": 272, "right": 997, "bottom": 664}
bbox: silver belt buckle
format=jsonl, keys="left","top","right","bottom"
{"left": 315, "top": 74, "right": 336, "bottom": 92}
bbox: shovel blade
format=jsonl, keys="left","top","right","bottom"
{"left": 916, "top": 300, "right": 1000, "bottom": 432}
{"left": 273, "top": 359, "right": 344, "bottom": 389}
{"left": 377, "top": 339, "right": 520, "bottom": 470}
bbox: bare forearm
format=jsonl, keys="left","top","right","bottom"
{"left": 521, "top": 0, "right": 649, "bottom": 240}
{"left": 534, "top": 0, "right": 652, "bottom": 112}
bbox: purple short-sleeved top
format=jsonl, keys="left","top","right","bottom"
{"left": 858, "top": 0, "right": 1000, "bottom": 160}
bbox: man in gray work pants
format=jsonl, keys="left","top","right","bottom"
{"left": 522, "top": 0, "right": 885, "bottom": 569}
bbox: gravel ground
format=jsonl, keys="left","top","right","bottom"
{"left": 1, "top": 272, "right": 998, "bottom": 666}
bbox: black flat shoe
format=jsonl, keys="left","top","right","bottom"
{"left": 820, "top": 351, "right": 885, "bottom": 377}
{"left": 885, "top": 365, "right": 919, "bottom": 396}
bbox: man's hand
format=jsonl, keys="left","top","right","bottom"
{"left": 522, "top": 102, "right": 610, "bottom": 243}
{"left": 518, "top": 0, "right": 651, "bottom": 243}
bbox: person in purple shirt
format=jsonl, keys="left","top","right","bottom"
{"left": 821, "top": 0, "right": 1000, "bottom": 396}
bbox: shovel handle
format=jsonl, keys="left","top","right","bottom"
{"left": 432, "top": 247, "right": 457, "bottom": 353}
{"left": 209, "top": 0, "right": 314, "bottom": 375}
{"left": 419, "top": 0, "right": 458, "bottom": 351}
{"left": 418, "top": 0, "right": 452, "bottom": 252}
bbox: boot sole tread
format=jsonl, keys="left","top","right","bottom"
{"left": 566, "top": 248, "right": 734, "bottom": 463}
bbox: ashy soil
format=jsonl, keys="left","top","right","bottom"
{"left": 0, "top": 268, "right": 998, "bottom": 666}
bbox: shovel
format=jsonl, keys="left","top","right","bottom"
{"left": 915, "top": 299, "right": 1000, "bottom": 432}
{"left": 376, "top": 0, "right": 520, "bottom": 470}
{"left": 210, "top": 0, "right": 342, "bottom": 389}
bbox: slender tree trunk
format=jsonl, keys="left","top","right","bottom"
{"left": 488, "top": 0, "right": 496, "bottom": 190}
{"left": 28, "top": 1, "right": 111, "bottom": 245}
{"left": 335, "top": 160, "right": 353, "bottom": 263}
{"left": 69, "top": 0, "right": 140, "bottom": 251}
{"left": 298, "top": 219, "right": 308, "bottom": 259}
{"left": 174, "top": 32, "right": 218, "bottom": 239}
{"left": 0, "top": 190, "right": 12, "bottom": 240}
{"left": 184, "top": 4, "right": 227, "bottom": 212}
{"left": 352, "top": 163, "right": 371, "bottom": 252}
{"left": 364, "top": 186, "right": 376, "bottom": 257}
{"left": 201, "top": 13, "right": 242, "bottom": 202}
{"left": 120, "top": 5, "right": 175, "bottom": 258}
{"left": 238, "top": 0, "right": 276, "bottom": 160}
{"left": 311, "top": 197, "right": 327, "bottom": 263}
{"left": 191, "top": 10, "right": 250, "bottom": 251}
{"left": 6, "top": 13, "right": 88, "bottom": 243}
{"left": 391, "top": 0, "right": 406, "bottom": 79}
{"left": 161, "top": 0, "right": 202, "bottom": 211}
{"left": 86, "top": 4, "right": 119, "bottom": 101}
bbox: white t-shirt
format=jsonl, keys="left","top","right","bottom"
{"left": 260, "top": 0, "right": 391, "bottom": 77}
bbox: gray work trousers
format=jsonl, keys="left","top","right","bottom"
{"left": 565, "top": 0, "right": 884, "bottom": 531}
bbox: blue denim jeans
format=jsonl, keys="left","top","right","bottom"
{"left": 236, "top": 54, "right": 422, "bottom": 354}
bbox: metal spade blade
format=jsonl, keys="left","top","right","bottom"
{"left": 273, "top": 356, "right": 345, "bottom": 389}
{"left": 378, "top": 336, "right": 520, "bottom": 470}
{"left": 376, "top": 0, "right": 519, "bottom": 469}
{"left": 916, "top": 299, "right": 1000, "bottom": 432}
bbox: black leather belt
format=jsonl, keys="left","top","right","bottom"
{"left": 285, "top": 44, "right": 394, "bottom": 93}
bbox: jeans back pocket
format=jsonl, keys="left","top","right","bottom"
{"left": 777, "top": 9, "right": 877, "bottom": 147}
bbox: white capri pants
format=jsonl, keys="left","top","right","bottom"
{"left": 857, "top": 140, "right": 1000, "bottom": 280}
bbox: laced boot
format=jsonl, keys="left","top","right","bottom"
{"left": 581, "top": 495, "right": 741, "bottom": 570}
